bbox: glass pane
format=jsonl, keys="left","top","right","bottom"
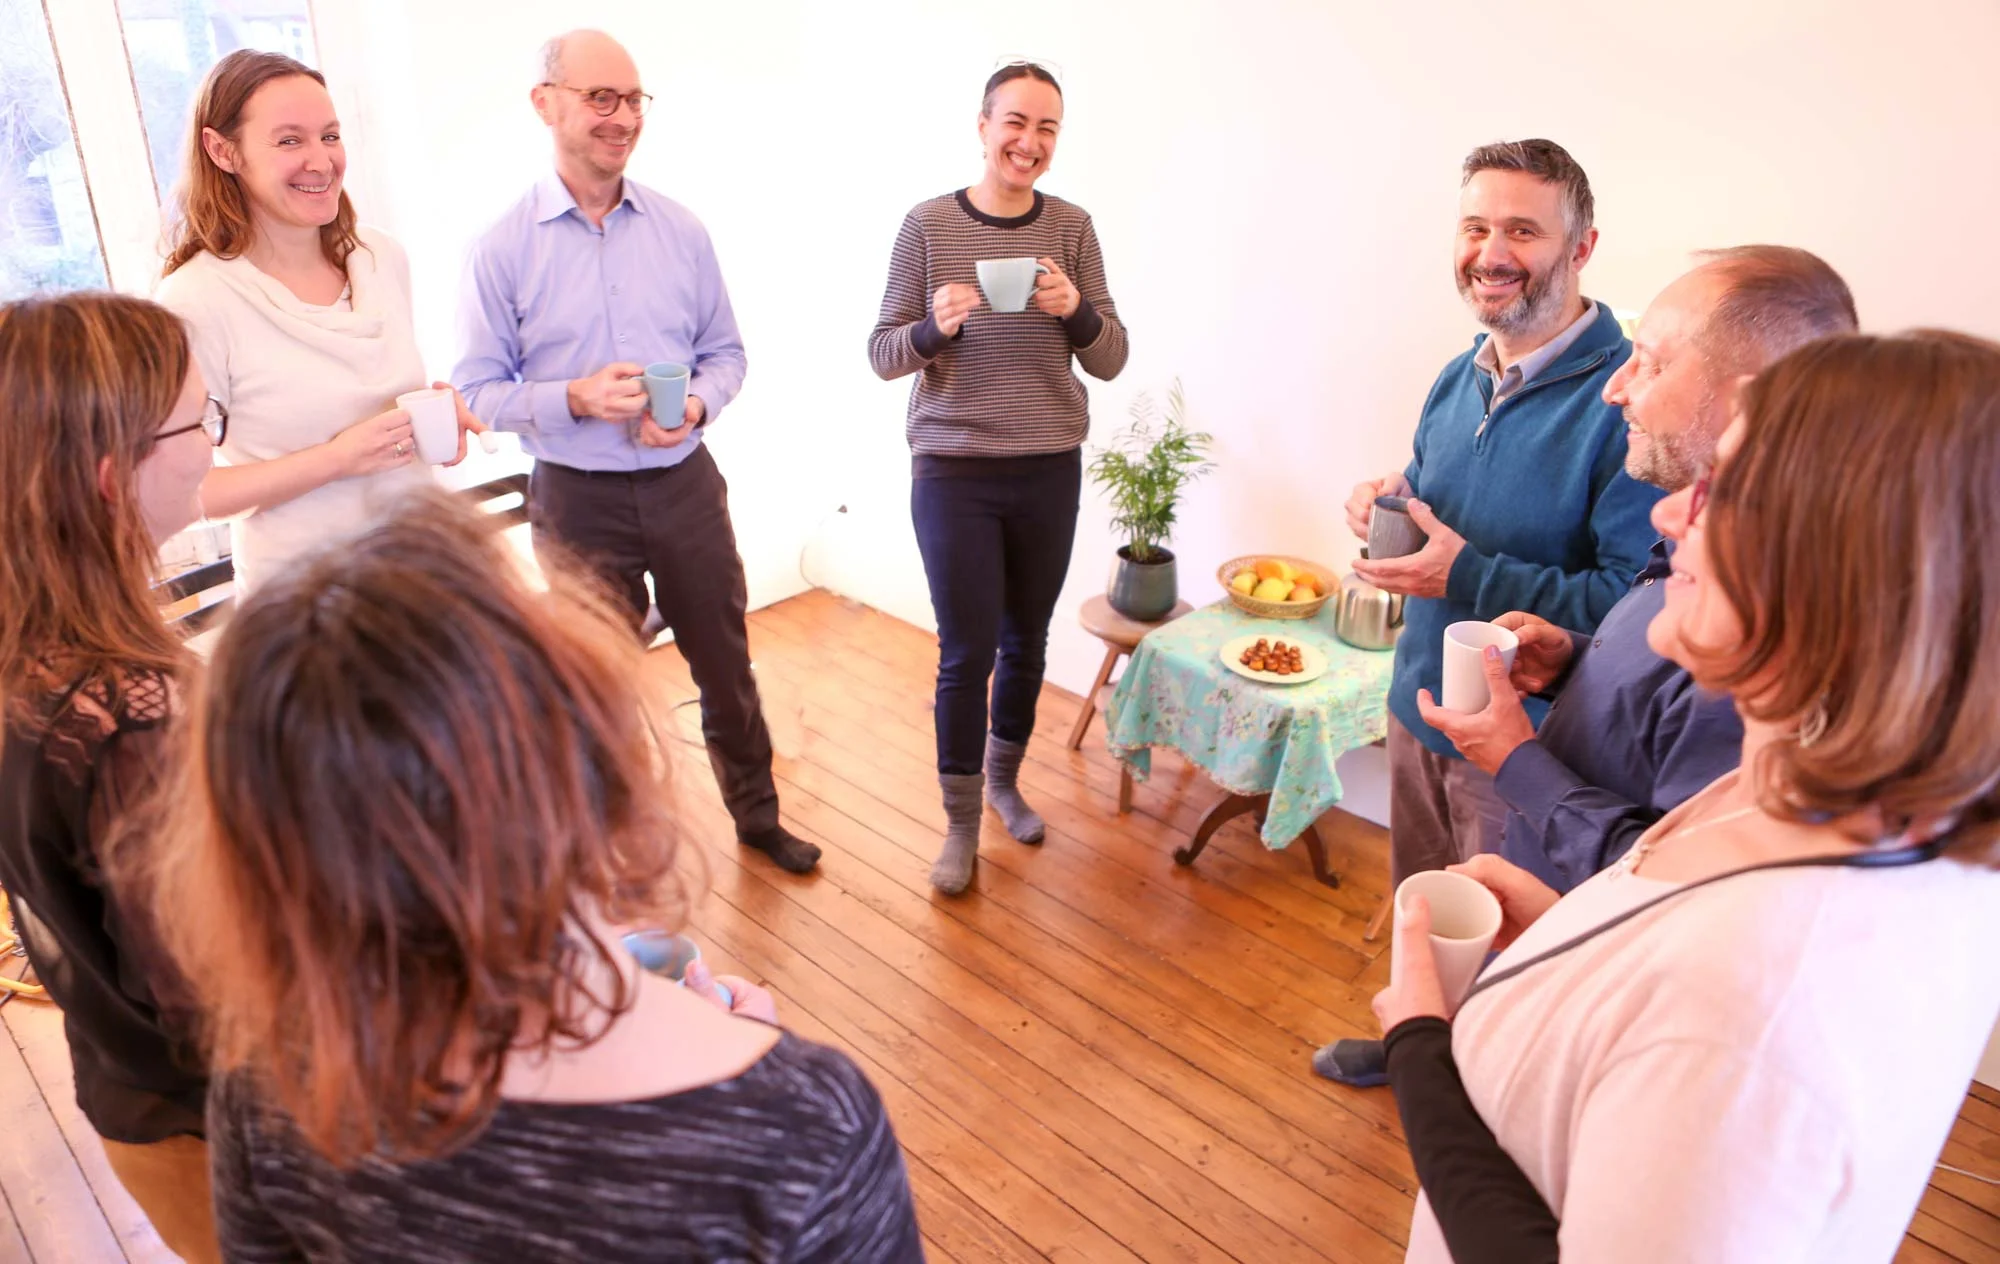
{"left": 0, "top": 1, "right": 109, "bottom": 299}
{"left": 119, "top": 0, "right": 317, "bottom": 199}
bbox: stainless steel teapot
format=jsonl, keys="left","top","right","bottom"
{"left": 1333, "top": 548, "right": 1405, "bottom": 650}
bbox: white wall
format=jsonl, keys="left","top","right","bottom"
{"left": 309, "top": 0, "right": 2000, "bottom": 825}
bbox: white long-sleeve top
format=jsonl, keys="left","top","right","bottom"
{"left": 154, "top": 227, "right": 432, "bottom": 590}
{"left": 1407, "top": 854, "right": 2000, "bottom": 1263}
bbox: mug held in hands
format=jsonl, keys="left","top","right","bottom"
{"left": 621, "top": 929, "right": 733, "bottom": 1009}
{"left": 642, "top": 362, "right": 691, "bottom": 427}
{"left": 1367, "top": 495, "right": 1428, "bottom": 560}
{"left": 1440, "top": 620, "right": 1520, "bottom": 712}
{"left": 395, "top": 388, "right": 460, "bottom": 465}
{"left": 976, "top": 257, "right": 1051, "bottom": 313}
{"left": 1391, "top": 870, "right": 1502, "bottom": 1015}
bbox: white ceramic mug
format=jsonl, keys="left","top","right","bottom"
{"left": 395, "top": 388, "right": 459, "bottom": 465}
{"left": 1391, "top": 869, "right": 1503, "bottom": 1015}
{"left": 976, "top": 257, "right": 1051, "bottom": 313}
{"left": 1440, "top": 620, "right": 1520, "bottom": 712}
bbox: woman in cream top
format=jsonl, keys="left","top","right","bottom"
{"left": 1376, "top": 331, "right": 2000, "bottom": 1263}
{"left": 156, "top": 50, "right": 466, "bottom": 589}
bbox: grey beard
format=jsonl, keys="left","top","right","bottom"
{"left": 1624, "top": 394, "right": 1718, "bottom": 492}
{"left": 1462, "top": 263, "right": 1573, "bottom": 339}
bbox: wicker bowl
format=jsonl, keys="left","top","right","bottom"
{"left": 1217, "top": 555, "right": 1339, "bottom": 620}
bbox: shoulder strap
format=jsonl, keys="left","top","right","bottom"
{"left": 1458, "top": 840, "right": 1948, "bottom": 1010}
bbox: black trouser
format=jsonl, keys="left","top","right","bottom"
{"left": 911, "top": 449, "right": 1081, "bottom": 776}
{"left": 529, "top": 446, "right": 779, "bottom": 836}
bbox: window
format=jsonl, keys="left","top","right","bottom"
{"left": 0, "top": 0, "right": 317, "bottom": 300}
{"left": 119, "top": 0, "right": 317, "bottom": 198}
{"left": 0, "top": 1, "right": 108, "bottom": 301}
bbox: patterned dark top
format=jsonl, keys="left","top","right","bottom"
{"left": 0, "top": 668, "right": 207, "bottom": 1143}
{"left": 210, "top": 1031, "right": 926, "bottom": 1263}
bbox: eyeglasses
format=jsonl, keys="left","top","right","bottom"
{"left": 990, "top": 55, "right": 1064, "bottom": 85}
{"left": 152, "top": 395, "right": 228, "bottom": 449}
{"left": 1686, "top": 465, "right": 1713, "bottom": 527}
{"left": 543, "top": 83, "right": 654, "bottom": 117}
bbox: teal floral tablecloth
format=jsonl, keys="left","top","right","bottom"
{"left": 1103, "top": 600, "right": 1395, "bottom": 849}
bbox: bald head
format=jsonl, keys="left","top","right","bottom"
{"left": 1688, "top": 245, "right": 1858, "bottom": 376}
{"left": 1607, "top": 245, "right": 1856, "bottom": 490}
{"left": 532, "top": 29, "right": 646, "bottom": 187}
{"left": 537, "top": 29, "right": 637, "bottom": 90}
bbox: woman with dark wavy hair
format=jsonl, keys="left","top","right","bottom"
{"left": 146, "top": 493, "right": 921, "bottom": 1262}
{"left": 156, "top": 49, "right": 478, "bottom": 590}
{"left": 1375, "top": 330, "right": 2000, "bottom": 1263}
{"left": 0, "top": 292, "right": 223, "bottom": 1262}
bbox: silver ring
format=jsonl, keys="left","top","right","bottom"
{"left": 396, "top": 440, "right": 409, "bottom": 457}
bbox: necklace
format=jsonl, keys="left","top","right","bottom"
{"left": 1612, "top": 781, "right": 1762, "bottom": 879}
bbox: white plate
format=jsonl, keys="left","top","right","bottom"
{"left": 1220, "top": 634, "right": 1328, "bottom": 686}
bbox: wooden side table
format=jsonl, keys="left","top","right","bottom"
{"left": 1066, "top": 595, "right": 1194, "bottom": 754}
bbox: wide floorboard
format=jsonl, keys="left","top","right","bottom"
{"left": 2, "top": 589, "right": 1994, "bottom": 1261}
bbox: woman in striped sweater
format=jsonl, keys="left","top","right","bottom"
{"left": 868, "top": 61, "right": 1131, "bottom": 896}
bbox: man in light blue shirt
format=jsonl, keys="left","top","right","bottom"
{"left": 454, "top": 28, "right": 819, "bottom": 874}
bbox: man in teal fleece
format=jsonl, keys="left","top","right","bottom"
{"left": 1348, "top": 139, "right": 1664, "bottom": 893}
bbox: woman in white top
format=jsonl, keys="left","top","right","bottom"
{"left": 155, "top": 50, "right": 477, "bottom": 589}
{"left": 1374, "top": 330, "right": 2000, "bottom": 1263}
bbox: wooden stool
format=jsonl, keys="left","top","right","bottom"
{"left": 1066, "top": 594, "right": 1194, "bottom": 752}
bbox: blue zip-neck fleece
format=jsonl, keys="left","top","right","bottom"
{"left": 1392, "top": 302, "right": 1665, "bottom": 759}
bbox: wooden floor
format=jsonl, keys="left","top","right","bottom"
{"left": 3, "top": 587, "right": 1998, "bottom": 1261}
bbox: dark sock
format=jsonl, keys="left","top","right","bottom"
{"left": 741, "top": 825, "right": 821, "bottom": 874}
{"left": 1311, "top": 1038, "right": 1389, "bottom": 1088}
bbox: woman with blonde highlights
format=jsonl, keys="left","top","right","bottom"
{"left": 1374, "top": 331, "right": 2000, "bottom": 1262}
{"left": 0, "top": 292, "right": 224, "bottom": 1263}
{"left": 157, "top": 49, "right": 479, "bottom": 590}
{"left": 153, "top": 493, "right": 921, "bottom": 1262}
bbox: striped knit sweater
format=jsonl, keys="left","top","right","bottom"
{"left": 869, "top": 189, "right": 1130, "bottom": 460}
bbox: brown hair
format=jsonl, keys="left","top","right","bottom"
{"left": 982, "top": 61, "right": 1062, "bottom": 117}
{"left": 1697, "top": 330, "right": 2000, "bottom": 859}
{"left": 1462, "top": 138, "right": 1594, "bottom": 243}
{"left": 161, "top": 50, "right": 362, "bottom": 277}
{"left": 0, "top": 293, "right": 191, "bottom": 720}
{"left": 1693, "top": 245, "right": 1859, "bottom": 374}
{"left": 146, "top": 491, "right": 696, "bottom": 1164}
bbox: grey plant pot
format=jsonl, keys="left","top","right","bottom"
{"left": 1107, "top": 545, "right": 1178, "bottom": 621}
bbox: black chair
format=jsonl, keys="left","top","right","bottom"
{"left": 159, "top": 472, "right": 533, "bottom": 635}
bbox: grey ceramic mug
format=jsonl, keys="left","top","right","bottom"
{"left": 1367, "top": 495, "right": 1428, "bottom": 560}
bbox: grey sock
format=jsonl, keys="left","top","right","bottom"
{"left": 931, "top": 773, "right": 984, "bottom": 896}
{"left": 982, "top": 736, "right": 1045, "bottom": 844}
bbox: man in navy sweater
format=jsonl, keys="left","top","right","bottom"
{"left": 1419, "top": 247, "right": 1858, "bottom": 892}
{"left": 1319, "top": 246, "right": 1858, "bottom": 1088}
{"left": 1346, "top": 140, "right": 1662, "bottom": 889}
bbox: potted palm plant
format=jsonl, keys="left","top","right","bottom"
{"left": 1088, "top": 379, "right": 1214, "bottom": 620}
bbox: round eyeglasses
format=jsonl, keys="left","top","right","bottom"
{"left": 151, "top": 395, "right": 228, "bottom": 449}
{"left": 543, "top": 83, "right": 654, "bottom": 117}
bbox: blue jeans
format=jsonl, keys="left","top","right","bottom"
{"left": 911, "top": 450, "right": 1082, "bottom": 775}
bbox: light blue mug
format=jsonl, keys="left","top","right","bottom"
{"left": 642, "top": 362, "right": 690, "bottom": 427}
{"left": 976, "top": 257, "right": 1050, "bottom": 313}
{"left": 621, "top": 929, "right": 733, "bottom": 1009}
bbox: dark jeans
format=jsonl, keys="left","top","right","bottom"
{"left": 529, "top": 446, "right": 779, "bottom": 836}
{"left": 911, "top": 450, "right": 1081, "bottom": 775}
